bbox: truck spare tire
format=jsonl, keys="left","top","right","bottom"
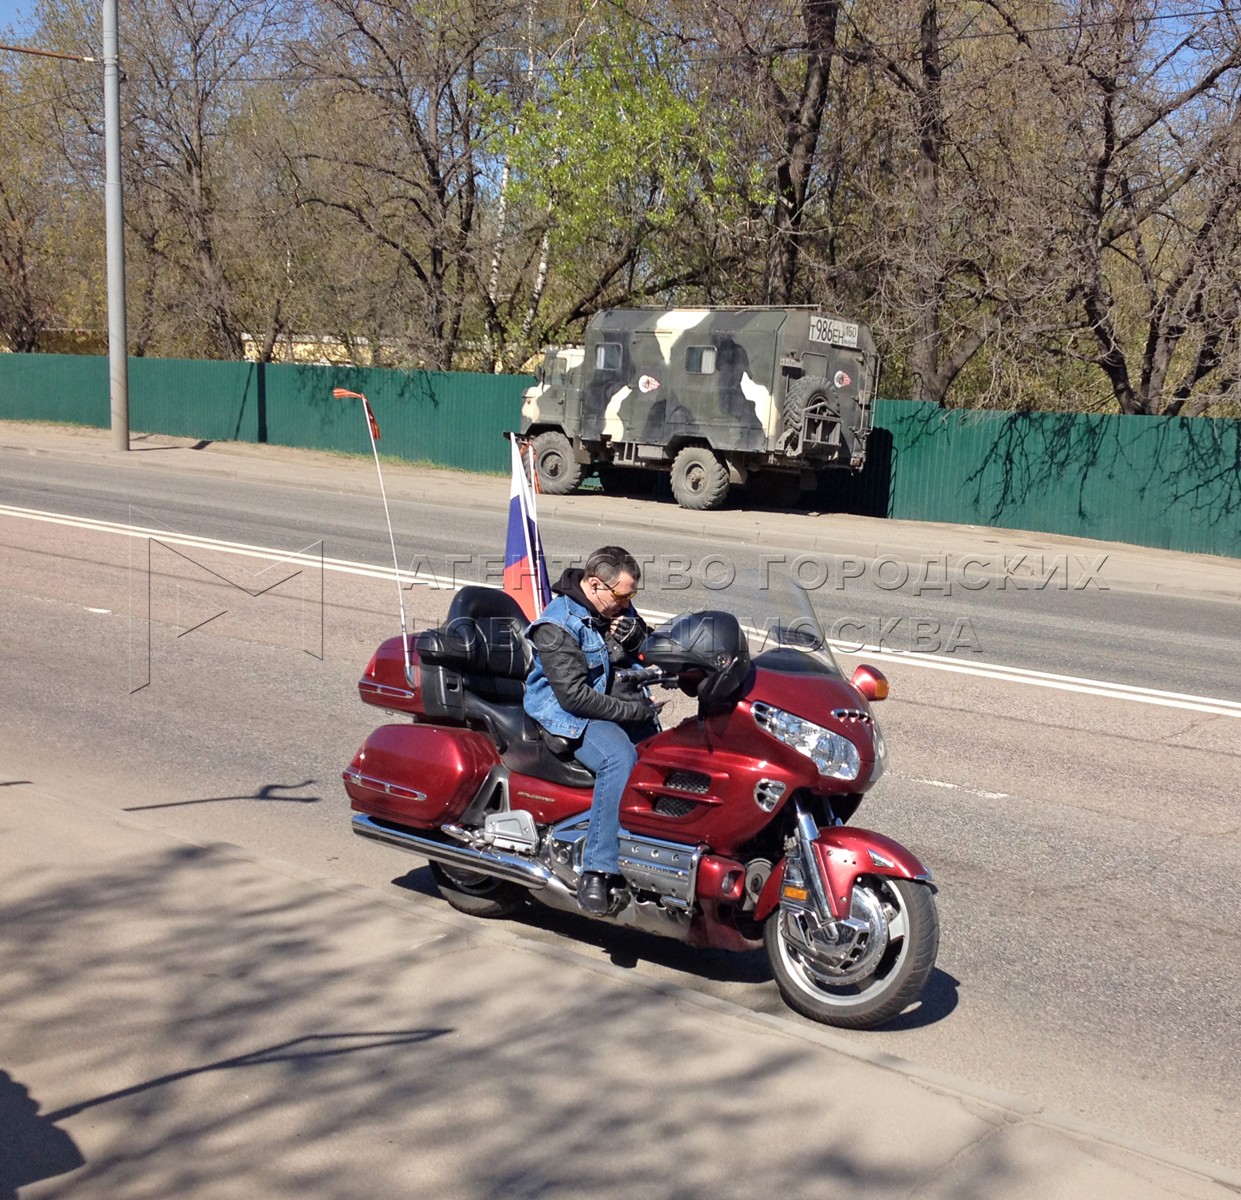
{"left": 782, "top": 377, "right": 835, "bottom": 436}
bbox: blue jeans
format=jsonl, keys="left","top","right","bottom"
{"left": 573, "top": 718, "right": 649, "bottom": 874}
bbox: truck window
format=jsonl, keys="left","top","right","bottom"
{"left": 595, "top": 342, "right": 622, "bottom": 371}
{"left": 686, "top": 346, "right": 716, "bottom": 374}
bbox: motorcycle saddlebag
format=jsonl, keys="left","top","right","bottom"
{"left": 343, "top": 723, "right": 499, "bottom": 828}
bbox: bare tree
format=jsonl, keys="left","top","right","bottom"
{"left": 0, "top": 52, "right": 95, "bottom": 350}
{"left": 987, "top": 0, "right": 1241, "bottom": 415}
{"left": 120, "top": 0, "right": 299, "bottom": 358}
{"left": 286, "top": 0, "right": 527, "bottom": 369}
{"left": 688, "top": 0, "right": 845, "bottom": 305}
{"left": 33, "top": 0, "right": 299, "bottom": 359}
{"left": 0, "top": 165, "right": 49, "bottom": 350}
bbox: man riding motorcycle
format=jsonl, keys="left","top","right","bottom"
{"left": 522, "top": 546, "right": 660, "bottom": 914}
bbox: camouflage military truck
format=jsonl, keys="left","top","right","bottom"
{"left": 518, "top": 306, "right": 879, "bottom": 510}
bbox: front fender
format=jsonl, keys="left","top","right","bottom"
{"left": 754, "top": 826, "right": 931, "bottom": 922}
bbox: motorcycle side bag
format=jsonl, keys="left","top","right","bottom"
{"left": 343, "top": 723, "right": 498, "bottom": 828}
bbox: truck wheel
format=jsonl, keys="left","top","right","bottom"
{"left": 532, "top": 431, "right": 582, "bottom": 494}
{"left": 670, "top": 446, "right": 729, "bottom": 510}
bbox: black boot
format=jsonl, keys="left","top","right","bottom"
{"left": 577, "top": 871, "right": 610, "bottom": 915}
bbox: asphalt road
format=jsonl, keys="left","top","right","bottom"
{"left": 2, "top": 438, "right": 1240, "bottom": 700}
{"left": 1, "top": 430, "right": 1238, "bottom": 1170}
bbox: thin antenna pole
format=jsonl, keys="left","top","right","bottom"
{"left": 333, "top": 388, "right": 412, "bottom": 682}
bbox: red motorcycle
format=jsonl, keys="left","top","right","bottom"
{"left": 344, "top": 586, "right": 939, "bottom": 1029}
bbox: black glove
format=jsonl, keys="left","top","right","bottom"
{"left": 610, "top": 613, "right": 646, "bottom": 655}
{"left": 619, "top": 696, "right": 660, "bottom": 725}
{"left": 610, "top": 673, "right": 649, "bottom": 703}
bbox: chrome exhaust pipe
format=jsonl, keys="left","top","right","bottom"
{"left": 351, "top": 813, "right": 552, "bottom": 889}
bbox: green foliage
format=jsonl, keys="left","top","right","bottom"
{"left": 492, "top": 23, "right": 712, "bottom": 254}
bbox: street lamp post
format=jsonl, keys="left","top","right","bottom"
{"left": 2, "top": 16, "right": 126, "bottom": 447}
{"left": 102, "top": 0, "right": 128, "bottom": 451}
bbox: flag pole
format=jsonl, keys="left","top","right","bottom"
{"left": 516, "top": 440, "right": 540, "bottom": 617}
{"left": 333, "top": 388, "right": 412, "bottom": 683}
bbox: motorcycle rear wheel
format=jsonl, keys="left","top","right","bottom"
{"left": 765, "top": 876, "right": 938, "bottom": 1029}
{"left": 429, "top": 862, "right": 526, "bottom": 918}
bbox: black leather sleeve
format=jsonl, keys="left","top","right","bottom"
{"left": 530, "top": 623, "right": 655, "bottom": 725}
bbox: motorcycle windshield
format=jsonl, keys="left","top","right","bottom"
{"left": 752, "top": 622, "right": 845, "bottom": 678}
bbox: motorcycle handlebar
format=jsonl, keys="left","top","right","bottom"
{"left": 613, "top": 665, "right": 670, "bottom": 686}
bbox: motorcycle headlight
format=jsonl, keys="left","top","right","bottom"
{"left": 751, "top": 702, "right": 861, "bottom": 781}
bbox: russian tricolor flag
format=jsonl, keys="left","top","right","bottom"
{"left": 504, "top": 438, "right": 551, "bottom": 621}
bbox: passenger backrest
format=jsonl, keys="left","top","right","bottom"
{"left": 416, "top": 586, "right": 531, "bottom": 679}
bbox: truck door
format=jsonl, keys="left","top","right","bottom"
{"left": 580, "top": 338, "right": 626, "bottom": 441}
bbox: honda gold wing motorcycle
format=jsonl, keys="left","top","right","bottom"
{"left": 344, "top": 586, "right": 939, "bottom": 1029}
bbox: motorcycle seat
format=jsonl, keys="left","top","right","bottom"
{"left": 418, "top": 588, "right": 594, "bottom": 788}
{"left": 415, "top": 619, "right": 529, "bottom": 680}
{"left": 503, "top": 714, "right": 595, "bottom": 789}
{"left": 460, "top": 690, "right": 593, "bottom": 789}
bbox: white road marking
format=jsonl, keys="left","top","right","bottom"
{"left": 0, "top": 502, "right": 459, "bottom": 587}
{"left": 4, "top": 502, "right": 1239, "bottom": 720}
{"left": 903, "top": 776, "right": 1011, "bottom": 801}
{"left": 837, "top": 644, "right": 1241, "bottom": 719}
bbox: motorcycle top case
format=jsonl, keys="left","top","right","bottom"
{"left": 343, "top": 723, "right": 498, "bottom": 828}
{"left": 358, "top": 636, "right": 422, "bottom": 714}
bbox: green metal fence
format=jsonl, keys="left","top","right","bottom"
{"left": 0, "top": 354, "right": 527, "bottom": 473}
{"left": 872, "top": 401, "right": 1241, "bottom": 558}
{"left": 1, "top": 354, "right": 1237, "bottom": 558}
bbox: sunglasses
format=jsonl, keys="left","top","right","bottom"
{"left": 596, "top": 579, "right": 637, "bottom": 603}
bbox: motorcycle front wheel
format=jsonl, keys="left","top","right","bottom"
{"left": 429, "top": 862, "right": 526, "bottom": 919}
{"left": 765, "top": 876, "right": 938, "bottom": 1029}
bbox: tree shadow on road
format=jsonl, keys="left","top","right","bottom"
{"left": 0, "top": 838, "right": 1032, "bottom": 1198}
{"left": 391, "top": 865, "right": 960, "bottom": 1025}
{"left": 123, "top": 779, "right": 321, "bottom": 812}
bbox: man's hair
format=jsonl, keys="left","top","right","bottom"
{"left": 584, "top": 545, "right": 641, "bottom": 586}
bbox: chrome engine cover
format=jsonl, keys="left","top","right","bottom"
{"left": 544, "top": 816, "right": 701, "bottom": 904}
{"left": 616, "top": 833, "right": 700, "bottom": 906}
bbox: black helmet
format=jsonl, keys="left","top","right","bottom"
{"left": 640, "top": 611, "right": 751, "bottom": 710}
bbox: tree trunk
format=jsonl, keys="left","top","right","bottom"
{"left": 762, "top": 0, "right": 840, "bottom": 303}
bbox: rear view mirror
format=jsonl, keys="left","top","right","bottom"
{"left": 850, "top": 664, "right": 889, "bottom": 702}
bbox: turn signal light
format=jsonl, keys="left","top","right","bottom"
{"left": 782, "top": 885, "right": 810, "bottom": 902}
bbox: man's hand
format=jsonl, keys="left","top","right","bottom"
{"left": 609, "top": 612, "right": 645, "bottom": 654}
{"left": 610, "top": 672, "right": 645, "bottom": 702}
{"left": 620, "top": 695, "right": 663, "bottom": 724}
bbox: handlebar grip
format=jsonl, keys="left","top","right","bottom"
{"left": 613, "top": 665, "right": 666, "bottom": 684}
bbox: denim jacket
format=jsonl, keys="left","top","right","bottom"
{"left": 522, "top": 592, "right": 612, "bottom": 738}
